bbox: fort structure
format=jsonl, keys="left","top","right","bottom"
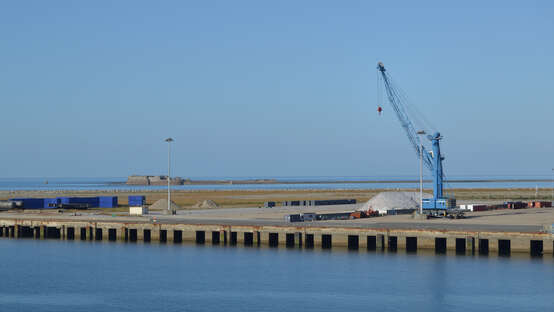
{"left": 126, "top": 175, "right": 185, "bottom": 186}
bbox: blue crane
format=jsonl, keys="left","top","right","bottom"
{"left": 377, "top": 62, "right": 455, "bottom": 211}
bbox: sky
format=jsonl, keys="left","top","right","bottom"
{"left": 0, "top": 1, "right": 553, "bottom": 178}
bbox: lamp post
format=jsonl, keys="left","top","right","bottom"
{"left": 165, "top": 138, "right": 174, "bottom": 214}
{"left": 551, "top": 168, "right": 553, "bottom": 206}
{"left": 417, "top": 130, "right": 426, "bottom": 215}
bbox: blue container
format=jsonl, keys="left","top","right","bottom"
{"left": 99, "top": 196, "right": 118, "bottom": 208}
{"left": 56, "top": 197, "right": 70, "bottom": 204}
{"left": 68, "top": 197, "right": 99, "bottom": 208}
{"left": 10, "top": 198, "right": 45, "bottom": 209}
{"left": 56, "top": 197, "right": 99, "bottom": 208}
{"left": 128, "top": 195, "right": 145, "bottom": 206}
{"left": 43, "top": 198, "right": 58, "bottom": 209}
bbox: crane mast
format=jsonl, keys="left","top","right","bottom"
{"left": 377, "top": 62, "right": 455, "bottom": 211}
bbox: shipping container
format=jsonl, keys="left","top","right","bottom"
{"left": 505, "top": 201, "right": 526, "bottom": 209}
{"left": 472, "top": 205, "right": 489, "bottom": 212}
{"left": 313, "top": 199, "right": 356, "bottom": 206}
{"left": 386, "top": 208, "right": 415, "bottom": 215}
{"left": 53, "top": 197, "right": 100, "bottom": 208}
{"left": 316, "top": 212, "right": 352, "bottom": 221}
{"left": 128, "top": 195, "right": 145, "bottom": 206}
{"left": 130, "top": 206, "right": 148, "bottom": 215}
{"left": 66, "top": 197, "right": 99, "bottom": 208}
{"left": 281, "top": 199, "right": 356, "bottom": 207}
{"left": 43, "top": 198, "right": 58, "bottom": 209}
{"left": 465, "top": 204, "right": 491, "bottom": 212}
{"left": 56, "top": 197, "right": 70, "bottom": 204}
{"left": 301, "top": 212, "right": 317, "bottom": 221}
{"left": 527, "top": 201, "right": 552, "bottom": 208}
{"left": 99, "top": 196, "right": 118, "bottom": 208}
{"left": 285, "top": 214, "right": 303, "bottom": 222}
{"left": 493, "top": 203, "right": 508, "bottom": 210}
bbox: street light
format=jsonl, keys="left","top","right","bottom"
{"left": 551, "top": 168, "right": 553, "bottom": 206}
{"left": 417, "top": 130, "right": 426, "bottom": 215}
{"left": 165, "top": 138, "right": 174, "bottom": 214}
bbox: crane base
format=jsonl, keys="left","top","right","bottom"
{"left": 423, "top": 208, "right": 465, "bottom": 219}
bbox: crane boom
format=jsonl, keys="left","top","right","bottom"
{"left": 377, "top": 62, "right": 433, "bottom": 171}
{"left": 377, "top": 62, "right": 455, "bottom": 210}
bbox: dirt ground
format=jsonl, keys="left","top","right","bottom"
{"left": 1, "top": 204, "right": 552, "bottom": 234}
{"left": 1, "top": 188, "right": 552, "bottom": 210}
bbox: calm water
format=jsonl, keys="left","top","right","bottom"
{"left": 0, "top": 176, "right": 553, "bottom": 191}
{"left": 0, "top": 239, "right": 552, "bottom": 312}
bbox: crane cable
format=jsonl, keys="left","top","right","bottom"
{"left": 376, "top": 69, "right": 383, "bottom": 114}
{"left": 387, "top": 73, "right": 437, "bottom": 134}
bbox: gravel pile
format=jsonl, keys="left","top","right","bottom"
{"left": 149, "top": 199, "right": 180, "bottom": 211}
{"left": 193, "top": 200, "right": 218, "bottom": 209}
{"left": 360, "top": 191, "right": 431, "bottom": 214}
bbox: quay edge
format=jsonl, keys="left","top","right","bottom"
{"left": 0, "top": 217, "right": 552, "bottom": 256}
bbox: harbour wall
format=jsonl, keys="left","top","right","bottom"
{"left": 0, "top": 218, "right": 552, "bottom": 256}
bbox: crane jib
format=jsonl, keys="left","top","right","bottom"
{"left": 376, "top": 62, "right": 455, "bottom": 210}
{"left": 378, "top": 67, "right": 432, "bottom": 170}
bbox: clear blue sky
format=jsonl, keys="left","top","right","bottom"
{"left": 1, "top": 1, "right": 552, "bottom": 178}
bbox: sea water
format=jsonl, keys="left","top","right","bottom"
{"left": 0, "top": 239, "right": 552, "bottom": 312}
{"left": 0, "top": 176, "right": 552, "bottom": 191}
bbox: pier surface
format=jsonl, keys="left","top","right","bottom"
{"left": 1, "top": 206, "right": 553, "bottom": 256}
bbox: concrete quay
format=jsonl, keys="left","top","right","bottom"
{"left": 0, "top": 212, "right": 552, "bottom": 257}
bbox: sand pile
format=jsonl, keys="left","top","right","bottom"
{"left": 193, "top": 200, "right": 218, "bottom": 209}
{"left": 360, "top": 191, "right": 431, "bottom": 214}
{"left": 149, "top": 198, "right": 180, "bottom": 211}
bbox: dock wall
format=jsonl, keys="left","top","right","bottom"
{"left": 0, "top": 219, "right": 552, "bottom": 256}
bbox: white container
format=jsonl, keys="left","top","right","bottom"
{"left": 130, "top": 206, "right": 148, "bottom": 215}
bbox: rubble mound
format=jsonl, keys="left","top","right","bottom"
{"left": 149, "top": 198, "right": 180, "bottom": 211}
{"left": 193, "top": 200, "right": 218, "bottom": 209}
{"left": 360, "top": 191, "right": 431, "bottom": 214}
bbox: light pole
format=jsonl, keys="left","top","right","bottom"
{"left": 417, "top": 130, "right": 426, "bottom": 215}
{"left": 551, "top": 168, "right": 553, "bottom": 206}
{"left": 165, "top": 138, "right": 174, "bottom": 214}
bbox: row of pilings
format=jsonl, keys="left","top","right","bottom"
{"left": 0, "top": 222, "right": 552, "bottom": 257}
